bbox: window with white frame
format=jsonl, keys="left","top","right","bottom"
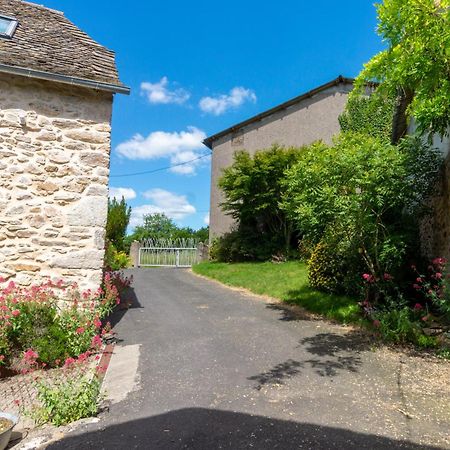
{"left": 0, "top": 15, "right": 18, "bottom": 38}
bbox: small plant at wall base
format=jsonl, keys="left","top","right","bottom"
{"left": 104, "top": 241, "right": 131, "bottom": 270}
{"left": 30, "top": 357, "right": 103, "bottom": 426}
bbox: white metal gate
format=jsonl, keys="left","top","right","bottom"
{"left": 138, "top": 238, "right": 199, "bottom": 268}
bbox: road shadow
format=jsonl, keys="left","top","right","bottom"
{"left": 266, "top": 302, "right": 316, "bottom": 321}
{"left": 46, "top": 408, "right": 439, "bottom": 450}
{"left": 107, "top": 285, "right": 143, "bottom": 331}
{"left": 248, "top": 359, "right": 303, "bottom": 390}
{"left": 248, "top": 332, "right": 370, "bottom": 387}
{"left": 298, "top": 332, "right": 369, "bottom": 377}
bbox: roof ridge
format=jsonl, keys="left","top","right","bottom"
{"left": 203, "top": 75, "right": 355, "bottom": 148}
{"left": 20, "top": 0, "right": 63, "bottom": 15}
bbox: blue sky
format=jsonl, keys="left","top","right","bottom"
{"left": 42, "top": 0, "right": 384, "bottom": 231}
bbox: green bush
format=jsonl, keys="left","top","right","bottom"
{"left": 209, "top": 230, "right": 257, "bottom": 262}
{"left": 308, "top": 242, "right": 344, "bottom": 293}
{"left": 29, "top": 323, "right": 70, "bottom": 366}
{"left": 1, "top": 274, "right": 124, "bottom": 371}
{"left": 209, "top": 228, "right": 285, "bottom": 262}
{"left": 284, "top": 133, "right": 442, "bottom": 297}
{"left": 375, "top": 307, "right": 422, "bottom": 344}
{"left": 218, "top": 145, "right": 302, "bottom": 260}
{"left": 104, "top": 242, "right": 131, "bottom": 270}
{"left": 33, "top": 373, "right": 101, "bottom": 426}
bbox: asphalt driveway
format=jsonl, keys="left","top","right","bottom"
{"left": 48, "top": 268, "right": 450, "bottom": 449}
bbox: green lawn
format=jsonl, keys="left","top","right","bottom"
{"left": 193, "top": 261, "right": 360, "bottom": 323}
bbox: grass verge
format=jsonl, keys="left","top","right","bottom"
{"left": 193, "top": 261, "right": 359, "bottom": 324}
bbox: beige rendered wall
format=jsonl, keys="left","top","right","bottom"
{"left": 209, "top": 84, "right": 352, "bottom": 238}
{"left": 0, "top": 74, "right": 113, "bottom": 291}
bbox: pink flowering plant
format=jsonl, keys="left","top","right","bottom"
{"left": 0, "top": 270, "right": 130, "bottom": 374}
{"left": 358, "top": 257, "right": 450, "bottom": 351}
{"left": 411, "top": 258, "right": 450, "bottom": 317}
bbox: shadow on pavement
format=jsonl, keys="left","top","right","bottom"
{"left": 247, "top": 332, "right": 368, "bottom": 387}
{"left": 47, "top": 408, "right": 439, "bottom": 450}
{"left": 248, "top": 359, "right": 303, "bottom": 389}
{"left": 107, "top": 285, "right": 143, "bottom": 331}
{"left": 266, "top": 302, "right": 314, "bottom": 321}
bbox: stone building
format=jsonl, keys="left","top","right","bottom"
{"left": 0, "top": 0, "right": 129, "bottom": 290}
{"left": 204, "top": 76, "right": 354, "bottom": 239}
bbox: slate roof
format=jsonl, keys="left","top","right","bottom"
{"left": 0, "top": 0, "right": 128, "bottom": 92}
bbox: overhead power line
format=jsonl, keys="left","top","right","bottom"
{"left": 110, "top": 152, "right": 212, "bottom": 178}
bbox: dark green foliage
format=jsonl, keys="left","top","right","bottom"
{"left": 193, "top": 226, "right": 209, "bottom": 243}
{"left": 209, "top": 228, "right": 283, "bottom": 262}
{"left": 132, "top": 213, "right": 177, "bottom": 241}
{"left": 218, "top": 145, "right": 302, "bottom": 260}
{"left": 339, "top": 90, "right": 396, "bottom": 143}
{"left": 31, "top": 323, "right": 70, "bottom": 366}
{"left": 375, "top": 307, "right": 422, "bottom": 344}
{"left": 106, "top": 197, "right": 131, "bottom": 252}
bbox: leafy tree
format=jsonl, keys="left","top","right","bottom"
{"left": 106, "top": 197, "right": 131, "bottom": 252}
{"left": 219, "top": 145, "right": 302, "bottom": 256}
{"left": 192, "top": 226, "right": 209, "bottom": 243}
{"left": 131, "top": 213, "right": 178, "bottom": 242}
{"left": 126, "top": 213, "right": 209, "bottom": 244}
{"left": 354, "top": 0, "right": 450, "bottom": 137}
{"left": 284, "top": 133, "right": 442, "bottom": 291}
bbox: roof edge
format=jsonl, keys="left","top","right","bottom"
{"left": 0, "top": 63, "right": 131, "bottom": 95}
{"left": 203, "top": 75, "right": 355, "bottom": 149}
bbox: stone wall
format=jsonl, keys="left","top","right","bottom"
{"left": 420, "top": 150, "right": 450, "bottom": 261}
{"left": 0, "top": 74, "right": 113, "bottom": 291}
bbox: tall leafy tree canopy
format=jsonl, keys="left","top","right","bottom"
{"left": 355, "top": 0, "right": 450, "bottom": 136}
{"left": 219, "top": 145, "right": 302, "bottom": 254}
{"left": 106, "top": 197, "right": 131, "bottom": 252}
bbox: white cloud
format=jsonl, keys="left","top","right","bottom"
{"left": 109, "top": 187, "right": 137, "bottom": 200}
{"left": 129, "top": 189, "right": 196, "bottom": 228}
{"left": 203, "top": 213, "right": 210, "bottom": 225}
{"left": 116, "top": 127, "right": 208, "bottom": 175}
{"left": 140, "top": 77, "right": 190, "bottom": 105}
{"left": 199, "top": 86, "right": 257, "bottom": 115}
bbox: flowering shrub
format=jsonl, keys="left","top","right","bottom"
{"left": 0, "top": 271, "right": 130, "bottom": 373}
{"left": 358, "top": 257, "right": 450, "bottom": 352}
{"left": 411, "top": 258, "right": 450, "bottom": 317}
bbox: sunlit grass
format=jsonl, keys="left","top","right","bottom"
{"left": 193, "top": 261, "right": 360, "bottom": 324}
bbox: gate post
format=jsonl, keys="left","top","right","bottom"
{"left": 130, "top": 241, "right": 141, "bottom": 268}
{"left": 197, "top": 242, "right": 209, "bottom": 262}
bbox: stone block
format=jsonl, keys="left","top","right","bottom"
{"left": 50, "top": 249, "right": 104, "bottom": 270}
{"left": 67, "top": 196, "right": 107, "bottom": 227}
